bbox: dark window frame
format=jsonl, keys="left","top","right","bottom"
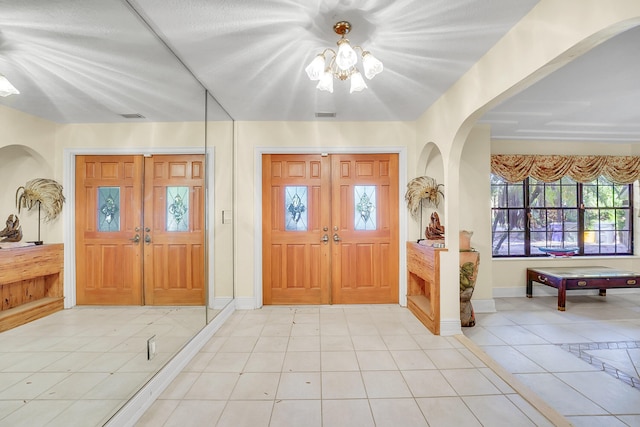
{"left": 491, "top": 175, "right": 633, "bottom": 257}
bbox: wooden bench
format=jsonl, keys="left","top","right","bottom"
{"left": 0, "top": 244, "right": 64, "bottom": 332}
{"left": 527, "top": 266, "right": 640, "bottom": 311}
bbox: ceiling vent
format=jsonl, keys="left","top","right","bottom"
{"left": 120, "top": 113, "right": 145, "bottom": 119}
{"left": 315, "top": 112, "right": 336, "bottom": 118}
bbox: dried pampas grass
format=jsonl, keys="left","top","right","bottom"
{"left": 16, "top": 178, "right": 66, "bottom": 222}
{"left": 404, "top": 176, "right": 444, "bottom": 221}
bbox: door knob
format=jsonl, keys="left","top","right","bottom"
{"left": 333, "top": 233, "right": 341, "bottom": 242}
{"left": 144, "top": 234, "right": 152, "bottom": 244}
{"left": 321, "top": 234, "right": 329, "bottom": 244}
{"left": 129, "top": 234, "right": 140, "bottom": 243}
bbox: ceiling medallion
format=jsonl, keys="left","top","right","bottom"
{"left": 305, "top": 21, "right": 383, "bottom": 93}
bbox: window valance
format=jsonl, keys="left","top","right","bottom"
{"left": 491, "top": 155, "right": 640, "bottom": 184}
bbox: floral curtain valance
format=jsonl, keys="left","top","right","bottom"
{"left": 491, "top": 155, "right": 640, "bottom": 184}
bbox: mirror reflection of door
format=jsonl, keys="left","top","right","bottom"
{"left": 75, "top": 154, "right": 205, "bottom": 306}
{"left": 262, "top": 153, "right": 399, "bottom": 305}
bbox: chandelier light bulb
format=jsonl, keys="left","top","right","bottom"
{"left": 335, "top": 39, "right": 357, "bottom": 71}
{"left": 362, "top": 52, "right": 383, "bottom": 80}
{"left": 316, "top": 70, "right": 334, "bottom": 93}
{"left": 349, "top": 70, "right": 367, "bottom": 93}
{"left": 305, "top": 54, "right": 326, "bottom": 81}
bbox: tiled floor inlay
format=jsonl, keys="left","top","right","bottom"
{"left": 559, "top": 341, "right": 640, "bottom": 388}
{"left": 466, "top": 292, "right": 640, "bottom": 427}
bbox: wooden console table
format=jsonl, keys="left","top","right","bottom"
{"left": 0, "top": 244, "right": 64, "bottom": 332}
{"left": 406, "top": 241, "right": 445, "bottom": 335}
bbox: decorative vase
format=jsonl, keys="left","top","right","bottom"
{"left": 460, "top": 230, "right": 479, "bottom": 327}
{"left": 459, "top": 230, "right": 473, "bottom": 250}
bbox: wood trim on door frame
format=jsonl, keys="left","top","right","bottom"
{"left": 62, "top": 148, "right": 214, "bottom": 309}
{"left": 253, "top": 147, "right": 408, "bottom": 309}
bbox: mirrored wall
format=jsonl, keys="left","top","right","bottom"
{"left": 0, "top": 0, "right": 234, "bottom": 425}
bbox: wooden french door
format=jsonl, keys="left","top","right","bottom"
{"left": 262, "top": 153, "right": 399, "bottom": 305}
{"left": 75, "top": 154, "right": 205, "bottom": 306}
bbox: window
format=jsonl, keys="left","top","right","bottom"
{"left": 491, "top": 174, "right": 633, "bottom": 257}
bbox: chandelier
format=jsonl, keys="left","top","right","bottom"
{"left": 305, "top": 21, "right": 383, "bottom": 93}
{"left": 0, "top": 74, "right": 19, "bottom": 97}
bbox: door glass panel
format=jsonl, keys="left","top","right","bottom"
{"left": 355, "top": 185, "right": 376, "bottom": 230}
{"left": 167, "top": 186, "right": 189, "bottom": 231}
{"left": 97, "top": 186, "right": 120, "bottom": 232}
{"left": 285, "top": 186, "right": 307, "bottom": 231}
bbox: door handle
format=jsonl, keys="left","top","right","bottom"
{"left": 321, "top": 234, "right": 329, "bottom": 244}
{"left": 129, "top": 234, "right": 140, "bottom": 243}
{"left": 144, "top": 234, "right": 152, "bottom": 244}
{"left": 333, "top": 233, "right": 341, "bottom": 242}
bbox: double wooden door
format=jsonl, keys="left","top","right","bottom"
{"left": 262, "top": 153, "right": 399, "bottom": 305}
{"left": 75, "top": 154, "right": 205, "bottom": 306}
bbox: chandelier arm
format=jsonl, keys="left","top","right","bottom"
{"left": 321, "top": 48, "right": 336, "bottom": 58}
{"left": 327, "top": 55, "right": 337, "bottom": 71}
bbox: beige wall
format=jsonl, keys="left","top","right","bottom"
{"left": 0, "top": 106, "right": 59, "bottom": 242}
{"left": 460, "top": 126, "right": 493, "bottom": 302}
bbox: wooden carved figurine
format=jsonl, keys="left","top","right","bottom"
{"left": 0, "top": 214, "right": 23, "bottom": 242}
{"left": 425, "top": 212, "right": 445, "bottom": 240}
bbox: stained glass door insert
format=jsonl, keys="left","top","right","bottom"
{"left": 97, "top": 186, "right": 120, "bottom": 232}
{"left": 285, "top": 186, "right": 308, "bottom": 231}
{"left": 354, "top": 185, "right": 376, "bottom": 230}
{"left": 167, "top": 186, "right": 189, "bottom": 231}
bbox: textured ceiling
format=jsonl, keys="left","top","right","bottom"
{"left": 479, "top": 25, "right": 640, "bottom": 143}
{"left": 0, "top": 1, "right": 639, "bottom": 143}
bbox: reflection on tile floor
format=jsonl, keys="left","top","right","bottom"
{"left": 0, "top": 306, "right": 205, "bottom": 427}
{"left": 137, "top": 305, "right": 563, "bottom": 427}
{"left": 465, "top": 292, "right": 640, "bottom": 427}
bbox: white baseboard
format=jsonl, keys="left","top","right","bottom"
{"left": 211, "top": 297, "right": 233, "bottom": 309}
{"left": 105, "top": 302, "right": 236, "bottom": 427}
{"left": 234, "top": 296, "right": 259, "bottom": 310}
{"left": 439, "top": 318, "right": 462, "bottom": 336}
{"left": 493, "top": 285, "right": 640, "bottom": 298}
{"left": 472, "top": 298, "right": 496, "bottom": 313}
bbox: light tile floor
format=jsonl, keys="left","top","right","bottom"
{"left": 0, "top": 306, "right": 205, "bottom": 427}
{"left": 137, "top": 305, "right": 562, "bottom": 427}
{"left": 465, "top": 292, "right": 640, "bottom": 427}
{"left": 4, "top": 292, "right": 639, "bottom": 426}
